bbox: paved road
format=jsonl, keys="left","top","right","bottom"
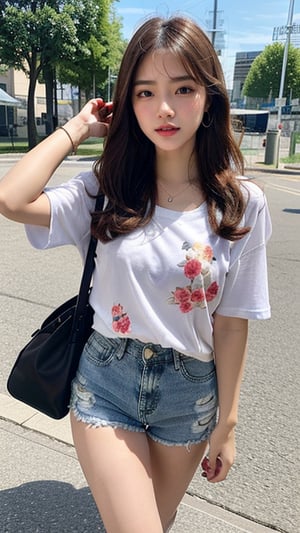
{"left": 0, "top": 160, "right": 299, "bottom": 532}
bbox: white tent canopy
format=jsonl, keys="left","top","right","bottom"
{"left": 0, "top": 88, "right": 21, "bottom": 107}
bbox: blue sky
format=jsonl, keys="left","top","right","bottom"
{"left": 115, "top": 0, "right": 300, "bottom": 88}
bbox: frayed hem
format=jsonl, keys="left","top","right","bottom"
{"left": 146, "top": 432, "right": 209, "bottom": 450}
{"left": 70, "top": 408, "right": 145, "bottom": 433}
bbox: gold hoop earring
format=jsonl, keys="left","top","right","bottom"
{"left": 202, "top": 111, "right": 213, "bottom": 128}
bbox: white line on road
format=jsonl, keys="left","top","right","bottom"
{"left": 267, "top": 183, "right": 300, "bottom": 196}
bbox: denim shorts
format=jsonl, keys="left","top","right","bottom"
{"left": 70, "top": 331, "right": 218, "bottom": 447}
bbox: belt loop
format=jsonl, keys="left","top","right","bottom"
{"left": 115, "top": 338, "right": 128, "bottom": 360}
{"left": 172, "top": 349, "right": 181, "bottom": 371}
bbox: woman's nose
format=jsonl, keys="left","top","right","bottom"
{"left": 158, "top": 100, "right": 175, "bottom": 118}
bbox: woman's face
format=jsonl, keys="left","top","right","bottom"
{"left": 132, "top": 50, "right": 207, "bottom": 155}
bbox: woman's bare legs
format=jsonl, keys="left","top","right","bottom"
{"left": 71, "top": 413, "right": 207, "bottom": 533}
{"left": 148, "top": 437, "right": 207, "bottom": 530}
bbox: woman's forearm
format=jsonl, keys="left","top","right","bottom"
{"left": 213, "top": 313, "right": 248, "bottom": 428}
{"left": 0, "top": 116, "right": 88, "bottom": 216}
{"left": 0, "top": 99, "right": 108, "bottom": 226}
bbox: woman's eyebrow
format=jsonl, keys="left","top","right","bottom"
{"left": 133, "top": 75, "right": 194, "bottom": 86}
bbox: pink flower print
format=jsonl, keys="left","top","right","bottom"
{"left": 111, "top": 304, "right": 131, "bottom": 334}
{"left": 179, "top": 300, "right": 194, "bottom": 313}
{"left": 184, "top": 259, "right": 202, "bottom": 279}
{"left": 205, "top": 281, "right": 219, "bottom": 302}
{"left": 191, "top": 288, "right": 205, "bottom": 303}
{"left": 203, "top": 245, "right": 214, "bottom": 262}
{"left": 112, "top": 304, "right": 123, "bottom": 317}
{"left": 174, "top": 287, "right": 192, "bottom": 303}
{"left": 169, "top": 241, "right": 218, "bottom": 313}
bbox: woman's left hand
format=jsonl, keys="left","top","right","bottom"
{"left": 202, "top": 423, "right": 236, "bottom": 482}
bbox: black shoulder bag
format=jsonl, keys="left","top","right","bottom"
{"left": 7, "top": 195, "right": 104, "bottom": 419}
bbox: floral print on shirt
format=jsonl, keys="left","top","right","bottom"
{"left": 168, "top": 241, "right": 219, "bottom": 313}
{"left": 111, "top": 304, "right": 131, "bottom": 334}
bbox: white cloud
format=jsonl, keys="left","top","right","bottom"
{"left": 118, "top": 8, "right": 154, "bottom": 15}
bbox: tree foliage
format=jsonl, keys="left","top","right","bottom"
{"left": 57, "top": 2, "right": 126, "bottom": 101}
{"left": 0, "top": 1, "right": 124, "bottom": 147}
{"left": 243, "top": 42, "right": 300, "bottom": 100}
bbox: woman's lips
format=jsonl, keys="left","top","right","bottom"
{"left": 155, "top": 126, "right": 180, "bottom": 137}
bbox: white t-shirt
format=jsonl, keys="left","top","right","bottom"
{"left": 26, "top": 171, "right": 272, "bottom": 362}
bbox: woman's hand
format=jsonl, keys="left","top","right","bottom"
{"left": 202, "top": 422, "right": 236, "bottom": 483}
{"left": 78, "top": 97, "right": 113, "bottom": 138}
{"left": 68, "top": 98, "right": 113, "bottom": 144}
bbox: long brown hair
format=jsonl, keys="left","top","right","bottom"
{"left": 92, "top": 16, "right": 249, "bottom": 242}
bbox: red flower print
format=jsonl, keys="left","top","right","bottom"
{"left": 184, "top": 259, "right": 202, "bottom": 279}
{"left": 179, "top": 301, "right": 194, "bottom": 313}
{"left": 117, "top": 315, "right": 131, "bottom": 334}
{"left": 112, "top": 320, "right": 120, "bottom": 333}
{"left": 169, "top": 241, "right": 218, "bottom": 313}
{"left": 174, "top": 287, "right": 191, "bottom": 303}
{"left": 111, "top": 304, "right": 131, "bottom": 334}
{"left": 205, "top": 281, "right": 219, "bottom": 302}
{"left": 191, "top": 288, "right": 205, "bottom": 302}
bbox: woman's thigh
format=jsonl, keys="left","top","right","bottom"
{"left": 148, "top": 437, "right": 208, "bottom": 530}
{"left": 70, "top": 416, "right": 164, "bottom": 533}
{"left": 71, "top": 415, "right": 207, "bottom": 533}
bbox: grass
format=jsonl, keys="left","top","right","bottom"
{"left": 0, "top": 138, "right": 104, "bottom": 156}
{"left": 1, "top": 138, "right": 299, "bottom": 166}
{"left": 0, "top": 141, "right": 28, "bottom": 154}
{"left": 281, "top": 153, "right": 300, "bottom": 164}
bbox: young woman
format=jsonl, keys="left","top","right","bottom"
{"left": 0, "top": 16, "right": 271, "bottom": 533}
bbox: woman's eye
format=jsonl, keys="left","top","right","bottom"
{"left": 137, "top": 90, "right": 153, "bottom": 98}
{"left": 176, "top": 86, "right": 193, "bottom": 95}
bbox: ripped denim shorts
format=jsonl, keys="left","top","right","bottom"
{"left": 70, "top": 331, "right": 218, "bottom": 447}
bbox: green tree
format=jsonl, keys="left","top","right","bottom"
{"left": 0, "top": 1, "right": 99, "bottom": 148}
{"left": 243, "top": 42, "right": 300, "bottom": 101}
{"left": 57, "top": 2, "right": 126, "bottom": 103}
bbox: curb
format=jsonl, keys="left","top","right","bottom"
{"left": 1, "top": 154, "right": 299, "bottom": 174}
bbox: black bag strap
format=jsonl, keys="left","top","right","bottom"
{"left": 71, "top": 194, "right": 104, "bottom": 337}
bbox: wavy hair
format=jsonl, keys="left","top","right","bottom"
{"left": 92, "top": 16, "right": 249, "bottom": 242}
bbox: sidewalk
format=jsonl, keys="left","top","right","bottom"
{"left": 0, "top": 393, "right": 277, "bottom": 533}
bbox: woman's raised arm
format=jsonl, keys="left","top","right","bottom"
{"left": 0, "top": 99, "right": 109, "bottom": 227}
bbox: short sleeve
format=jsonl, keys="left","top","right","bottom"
{"left": 25, "top": 171, "right": 99, "bottom": 259}
{"left": 216, "top": 182, "right": 272, "bottom": 320}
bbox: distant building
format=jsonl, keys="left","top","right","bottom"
{"left": 0, "top": 68, "right": 76, "bottom": 138}
{"left": 232, "top": 51, "right": 261, "bottom": 103}
{"left": 0, "top": 68, "right": 47, "bottom": 137}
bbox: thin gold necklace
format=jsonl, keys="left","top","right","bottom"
{"left": 158, "top": 180, "right": 192, "bottom": 203}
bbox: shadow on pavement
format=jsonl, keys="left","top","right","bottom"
{"left": 283, "top": 208, "right": 300, "bottom": 214}
{"left": 0, "top": 480, "right": 106, "bottom": 532}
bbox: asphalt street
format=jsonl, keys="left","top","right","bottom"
{"left": 0, "top": 158, "right": 299, "bottom": 533}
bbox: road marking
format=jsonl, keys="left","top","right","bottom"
{"left": 267, "top": 183, "right": 300, "bottom": 196}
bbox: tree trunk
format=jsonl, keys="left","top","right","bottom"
{"left": 27, "top": 50, "right": 41, "bottom": 150}
{"left": 44, "top": 65, "right": 55, "bottom": 135}
{"left": 27, "top": 72, "right": 38, "bottom": 149}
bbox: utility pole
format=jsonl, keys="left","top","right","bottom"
{"left": 211, "top": 0, "right": 218, "bottom": 47}
{"left": 274, "top": 0, "right": 295, "bottom": 168}
{"left": 277, "top": 0, "right": 295, "bottom": 127}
